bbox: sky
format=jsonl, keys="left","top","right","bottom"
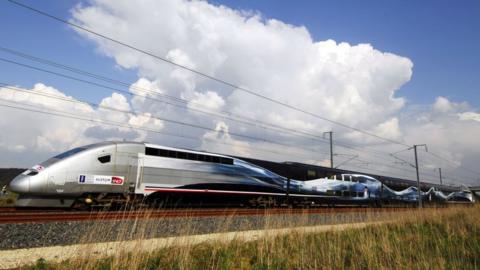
{"left": 1, "top": 0, "right": 478, "bottom": 106}
{"left": 0, "top": 0, "right": 479, "bottom": 185}
{"left": 216, "top": 0, "right": 480, "bottom": 106}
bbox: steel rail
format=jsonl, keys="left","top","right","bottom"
{"left": 0, "top": 207, "right": 415, "bottom": 224}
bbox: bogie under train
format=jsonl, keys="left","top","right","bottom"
{"left": 8, "top": 141, "right": 474, "bottom": 208}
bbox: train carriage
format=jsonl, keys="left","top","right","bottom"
{"left": 8, "top": 141, "right": 474, "bottom": 208}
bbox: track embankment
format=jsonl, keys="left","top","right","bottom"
{"left": 0, "top": 221, "right": 386, "bottom": 270}
{"left": 0, "top": 206, "right": 414, "bottom": 251}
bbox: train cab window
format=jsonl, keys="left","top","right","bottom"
{"left": 98, "top": 155, "right": 111, "bottom": 164}
{"left": 27, "top": 170, "right": 38, "bottom": 176}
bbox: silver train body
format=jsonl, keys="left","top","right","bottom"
{"left": 8, "top": 141, "right": 474, "bottom": 208}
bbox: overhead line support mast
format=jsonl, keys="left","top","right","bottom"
{"left": 323, "top": 131, "right": 333, "bottom": 168}
{"left": 412, "top": 144, "right": 428, "bottom": 208}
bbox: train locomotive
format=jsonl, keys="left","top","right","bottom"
{"left": 8, "top": 141, "right": 474, "bottom": 208}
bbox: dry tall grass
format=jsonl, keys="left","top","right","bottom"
{"left": 0, "top": 192, "right": 16, "bottom": 207}
{"left": 22, "top": 205, "right": 479, "bottom": 270}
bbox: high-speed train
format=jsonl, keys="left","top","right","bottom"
{"left": 8, "top": 141, "right": 474, "bottom": 208}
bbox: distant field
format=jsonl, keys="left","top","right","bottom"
{"left": 18, "top": 205, "right": 479, "bottom": 270}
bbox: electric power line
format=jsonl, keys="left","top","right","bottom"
{"left": 1, "top": 46, "right": 424, "bottom": 165}
{"left": 0, "top": 84, "right": 335, "bottom": 159}
{"left": 3, "top": 32, "right": 474, "bottom": 180}
{"left": 0, "top": 58, "right": 475, "bottom": 184}
{"left": 0, "top": 56, "right": 343, "bottom": 149}
{"left": 8, "top": 0, "right": 413, "bottom": 148}
{"left": 0, "top": 99, "right": 332, "bottom": 164}
{"left": 1, "top": 53, "right": 424, "bottom": 172}
{"left": 0, "top": 46, "right": 338, "bottom": 144}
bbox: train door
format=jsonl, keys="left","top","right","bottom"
{"left": 48, "top": 171, "right": 66, "bottom": 193}
{"left": 127, "top": 156, "right": 144, "bottom": 194}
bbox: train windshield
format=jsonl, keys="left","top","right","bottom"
{"left": 53, "top": 147, "right": 87, "bottom": 159}
{"left": 34, "top": 146, "right": 91, "bottom": 170}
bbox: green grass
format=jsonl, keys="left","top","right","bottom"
{"left": 22, "top": 205, "right": 480, "bottom": 270}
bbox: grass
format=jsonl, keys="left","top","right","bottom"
{"left": 0, "top": 191, "right": 17, "bottom": 207}
{"left": 19, "top": 205, "right": 480, "bottom": 270}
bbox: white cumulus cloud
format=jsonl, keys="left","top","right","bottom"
{"left": 0, "top": 84, "right": 164, "bottom": 167}
{"left": 458, "top": 112, "right": 480, "bottom": 122}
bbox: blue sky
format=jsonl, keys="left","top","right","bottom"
{"left": 0, "top": 0, "right": 478, "bottom": 106}
{"left": 215, "top": 0, "right": 480, "bottom": 106}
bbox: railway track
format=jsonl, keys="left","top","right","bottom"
{"left": 0, "top": 207, "right": 411, "bottom": 224}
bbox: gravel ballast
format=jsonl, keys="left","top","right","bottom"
{"left": 0, "top": 210, "right": 397, "bottom": 250}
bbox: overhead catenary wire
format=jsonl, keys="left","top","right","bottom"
{"left": 0, "top": 94, "right": 471, "bottom": 185}
{"left": 0, "top": 46, "right": 419, "bottom": 161}
{"left": 0, "top": 46, "right": 337, "bottom": 143}
{"left": 334, "top": 145, "right": 475, "bottom": 184}
{"left": 0, "top": 55, "right": 423, "bottom": 179}
{"left": 0, "top": 55, "right": 340, "bottom": 147}
{"left": 0, "top": 84, "right": 335, "bottom": 159}
{"left": 4, "top": 86, "right": 452, "bottom": 184}
{"left": 0, "top": 53, "right": 422, "bottom": 170}
{"left": 1, "top": 100, "right": 449, "bottom": 184}
{"left": 0, "top": 47, "right": 436, "bottom": 176}
{"left": 344, "top": 160, "right": 463, "bottom": 186}
{"left": 2, "top": 77, "right": 450, "bottom": 182}
{"left": 3, "top": 34, "right": 471, "bottom": 181}
{"left": 0, "top": 59, "right": 474, "bottom": 185}
{"left": 0, "top": 99, "right": 332, "bottom": 164}
{"left": 0, "top": 81, "right": 458, "bottom": 183}
{"left": 7, "top": 0, "right": 413, "bottom": 148}
{"left": 332, "top": 149, "right": 438, "bottom": 181}
{"left": 426, "top": 151, "right": 480, "bottom": 176}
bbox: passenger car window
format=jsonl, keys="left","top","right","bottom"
{"left": 307, "top": 170, "right": 316, "bottom": 179}
{"left": 98, "top": 155, "right": 111, "bottom": 164}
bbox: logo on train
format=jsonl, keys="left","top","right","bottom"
{"left": 111, "top": 176, "right": 124, "bottom": 185}
{"left": 79, "top": 175, "right": 86, "bottom": 183}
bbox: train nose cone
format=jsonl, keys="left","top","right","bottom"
{"left": 8, "top": 175, "right": 29, "bottom": 193}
